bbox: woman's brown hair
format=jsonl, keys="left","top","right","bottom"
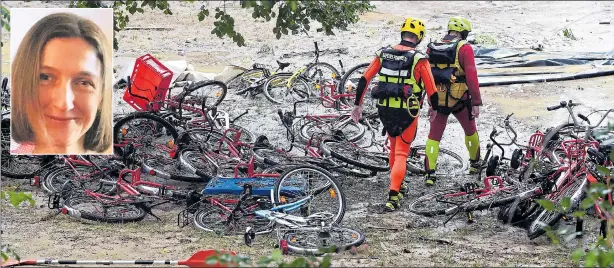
{"left": 11, "top": 12, "right": 112, "bottom": 153}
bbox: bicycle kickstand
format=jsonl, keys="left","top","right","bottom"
{"left": 139, "top": 204, "right": 163, "bottom": 222}
{"left": 443, "top": 210, "right": 461, "bottom": 227}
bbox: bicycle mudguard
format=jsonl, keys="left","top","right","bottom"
{"left": 202, "top": 177, "right": 306, "bottom": 197}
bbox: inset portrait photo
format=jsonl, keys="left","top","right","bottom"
{"left": 9, "top": 8, "right": 114, "bottom": 155}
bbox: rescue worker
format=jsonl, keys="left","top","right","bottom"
{"left": 351, "top": 18, "right": 438, "bottom": 212}
{"left": 423, "top": 17, "right": 482, "bottom": 186}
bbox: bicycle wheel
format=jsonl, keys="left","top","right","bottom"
{"left": 183, "top": 128, "right": 250, "bottom": 159}
{"left": 178, "top": 149, "right": 218, "bottom": 178}
{"left": 1, "top": 119, "right": 47, "bottom": 178}
{"left": 42, "top": 165, "right": 116, "bottom": 195}
{"left": 263, "top": 73, "right": 312, "bottom": 105}
{"left": 1, "top": 153, "right": 46, "bottom": 179}
{"left": 305, "top": 62, "right": 340, "bottom": 83}
{"left": 63, "top": 195, "right": 147, "bottom": 223}
{"left": 274, "top": 165, "right": 346, "bottom": 225}
{"left": 113, "top": 112, "right": 179, "bottom": 158}
{"left": 185, "top": 80, "right": 227, "bottom": 107}
{"left": 252, "top": 148, "right": 296, "bottom": 166}
{"left": 460, "top": 184, "right": 524, "bottom": 212}
{"left": 226, "top": 68, "right": 267, "bottom": 94}
{"left": 322, "top": 141, "right": 389, "bottom": 172}
{"left": 228, "top": 123, "right": 256, "bottom": 144}
{"left": 539, "top": 123, "right": 581, "bottom": 165}
{"left": 282, "top": 226, "right": 365, "bottom": 255}
{"left": 337, "top": 63, "right": 378, "bottom": 115}
{"left": 299, "top": 118, "right": 365, "bottom": 143}
{"left": 408, "top": 188, "right": 470, "bottom": 216}
{"left": 193, "top": 203, "right": 273, "bottom": 235}
{"left": 527, "top": 174, "right": 588, "bottom": 240}
{"left": 406, "top": 145, "right": 467, "bottom": 175}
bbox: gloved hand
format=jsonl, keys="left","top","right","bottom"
{"left": 428, "top": 107, "right": 436, "bottom": 123}
{"left": 351, "top": 105, "right": 363, "bottom": 124}
{"left": 472, "top": 106, "right": 480, "bottom": 119}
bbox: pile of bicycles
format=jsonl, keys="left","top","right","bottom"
{"left": 407, "top": 100, "right": 613, "bottom": 240}
{"left": 3, "top": 42, "right": 612, "bottom": 255}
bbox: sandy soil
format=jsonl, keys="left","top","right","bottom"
{"left": 2, "top": 1, "right": 614, "bottom": 266}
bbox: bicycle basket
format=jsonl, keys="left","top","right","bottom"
{"left": 122, "top": 54, "right": 174, "bottom": 112}
{"left": 560, "top": 139, "right": 600, "bottom": 161}
{"left": 525, "top": 131, "right": 545, "bottom": 158}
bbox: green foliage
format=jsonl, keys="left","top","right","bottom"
{"left": 0, "top": 190, "right": 36, "bottom": 262}
{"left": 69, "top": 0, "right": 374, "bottom": 49}
{"left": 1, "top": 5, "right": 9, "bottom": 32}
{"left": 538, "top": 181, "right": 614, "bottom": 267}
{"left": 1, "top": 5, "right": 9, "bottom": 47}
{"left": 205, "top": 248, "right": 335, "bottom": 267}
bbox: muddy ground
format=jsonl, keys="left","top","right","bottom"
{"left": 2, "top": 1, "right": 614, "bottom": 267}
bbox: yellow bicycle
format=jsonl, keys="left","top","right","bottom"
{"left": 262, "top": 42, "right": 339, "bottom": 105}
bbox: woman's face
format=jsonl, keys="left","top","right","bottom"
{"left": 36, "top": 37, "right": 102, "bottom": 148}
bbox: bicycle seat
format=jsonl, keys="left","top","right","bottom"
{"left": 276, "top": 60, "right": 290, "bottom": 70}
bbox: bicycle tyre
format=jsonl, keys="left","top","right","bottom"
{"left": 337, "top": 63, "right": 378, "bottom": 114}
{"left": 185, "top": 80, "right": 227, "bottom": 107}
{"left": 2, "top": 118, "right": 46, "bottom": 178}
{"left": 322, "top": 141, "right": 389, "bottom": 172}
{"left": 460, "top": 185, "right": 525, "bottom": 213}
{"left": 526, "top": 174, "right": 588, "bottom": 240}
{"left": 63, "top": 195, "right": 147, "bottom": 223}
{"left": 226, "top": 68, "right": 267, "bottom": 94}
{"left": 42, "top": 165, "right": 117, "bottom": 195}
{"left": 178, "top": 149, "right": 217, "bottom": 179}
{"left": 408, "top": 188, "right": 466, "bottom": 216}
{"left": 227, "top": 123, "right": 256, "bottom": 144}
{"left": 113, "top": 112, "right": 179, "bottom": 156}
{"left": 263, "top": 73, "right": 311, "bottom": 105}
{"left": 193, "top": 204, "right": 274, "bottom": 236}
{"left": 274, "top": 165, "right": 346, "bottom": 225}
{"left": 283, "top": 226, "right": 365, "bottom": 255}
{"left": 304, "top": 62, "right": 340, "bottom": 82}
{"left": 406, "top": 145, "right": 467, "bottom": 175}
{"left": 299, "top": 119, "right": 365, "bottom": 143}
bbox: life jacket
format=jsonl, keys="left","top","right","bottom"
{"left": 371, "top": 47, "right": 424, "bottom": 101}
{"left": 427, "top": 37, "right": 469, "bottom": 111}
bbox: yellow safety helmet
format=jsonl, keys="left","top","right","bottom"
{"left": 400, "top": 17, "right": 426, "bottom": 43}
{"left": 447, "top": 17, "right": 472, "bottom": 33}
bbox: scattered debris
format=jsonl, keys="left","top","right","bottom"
{"left": 409, "top": 235, "right": 454, "bottom": 245}
{"left": 366, "top": 225, "right": 402, "bottom": 231}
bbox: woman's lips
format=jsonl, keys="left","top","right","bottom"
{"left": 45, "top": 114, "right": 78, "bottom": 121}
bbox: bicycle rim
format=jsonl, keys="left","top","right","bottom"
{"left": 283, "top": 226, "right": 365, "bottom": 255}
{"left": 406, "top": 145, "right": 467, "bottom": 175}
{"left": 527, "top": 175, "right": 587, "bottom": 239}
{"left": 275, "top": 165, "right": 346, "bottom": 225}
{"left": 65, "top": 195, "right": 147, "bottom": 223}
{"left": 193, "top": 205, "right": 273, "bottom": 236}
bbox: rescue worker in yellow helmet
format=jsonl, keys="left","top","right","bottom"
{"left": 423, "top": 16, "right": 483, "bottom": 186}
{"left": 351, "top": 18, "right": 438, "bottom": 212}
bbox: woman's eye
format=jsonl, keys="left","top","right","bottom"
{"left": 39, "top": 74, "right": 50, "bottom": 80}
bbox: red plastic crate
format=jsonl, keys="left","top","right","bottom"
{"left": 123, "top": 54, "right": 173, "bottom": 112}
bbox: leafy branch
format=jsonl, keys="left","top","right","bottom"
{"left": 67, "top": 0, "right": 374, "bottom": 49}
